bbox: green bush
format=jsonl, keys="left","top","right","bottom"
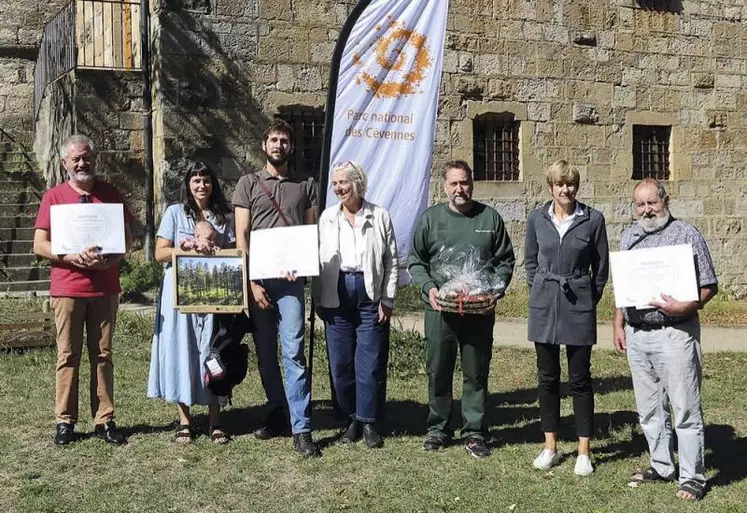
{"left": 119, "top": 255, "right": 163, "bottom": 302}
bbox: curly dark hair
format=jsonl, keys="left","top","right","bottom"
{"left": 179, "top": 161, "right": 231, "bottom": 225}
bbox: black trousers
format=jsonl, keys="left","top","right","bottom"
{"left": 535, "top": 342, "right": 594, "bottom": 438}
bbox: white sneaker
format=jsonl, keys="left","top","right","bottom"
{"left": 574, "top": 454, "right": 594, "bottom": 476}
{"left": 533, "top": 448, "right": 560, "bottom": 469}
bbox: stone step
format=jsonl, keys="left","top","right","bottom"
{"left": 0, "top": 151, "right": 33, "bottom": 163}
{"left": 0, "top": 190, "right": 43, "bottom": 203}
{"left": 0, "top": 239, "right": 33, "bottom": 254}
{"left": 0, "top": 161, "right": 37, "bottom": 174}
{"left": 0, "top": 169, "right": 40, "bottom": 180}
{"left": 0, "top": 252, "right": 40, "bottom": 267}
{"left": 0, "top": 279, "right": 51, "bottom": 293}
{"left": 0, "top": 266, "right": 50, "bottom": 282}
{"left": 0, "top": 203, "right": 40, "bottom": 216}
{"left": 0, "top": 215, "right": 37, "bottom": 229}
{"left": 0, "top": 227, "right": 35, "bottom": 241}
{"left": 0, "top": 180, "right": 44, "bottom": 193}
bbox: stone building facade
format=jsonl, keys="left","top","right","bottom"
{"left": 17, "top": 0, "right": 747, "bottom": 293}
{"left": 147, "top": 0, "right": 747, "bottom": 294}
{"left": 0, "top": 0, "right": 68, "bottom": 145}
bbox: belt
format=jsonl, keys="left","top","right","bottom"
{"left": 339, "top": 270, "right": 363, "bottom": 275}
{"left": 628, "top": 317, "right": 695, "bottom": 331}
{"left": 541, "top": 270, "right": 588, "bottom": 293}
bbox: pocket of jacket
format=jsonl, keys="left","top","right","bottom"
{"left": 529, "top": 277, "right": 553, "bottom": 309}
{"left": 567, "top": 277, "right": 594, "bottom": 312}
{"left": 572, "top": 234, "right": 591, "bottom": 250}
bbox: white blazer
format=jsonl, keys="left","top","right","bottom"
{"left": 313, "top": 200, "right": 398, "bottom": 309}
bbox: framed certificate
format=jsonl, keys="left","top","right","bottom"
{"left": 50, "top": 203, "right": 126, "bottom": 254}
{"left": 172, "top": 249, "right": 248, "bottom": 313}
{"left": 249, "top": 225, "right": 320, "bottom": 280}
{"left": 610, "top": 244, "right": 699, "bottom": 309}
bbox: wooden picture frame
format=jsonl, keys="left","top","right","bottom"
{"left": 172, "top": 249, "right": 248, "bottom": 313}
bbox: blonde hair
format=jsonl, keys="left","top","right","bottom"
{"left": 332, "top": 160, "right": 368, "bottom": 199}
{"left": 546, "top": 160, "right": 580, "bottom": 188}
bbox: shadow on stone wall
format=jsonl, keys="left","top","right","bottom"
{"left": 635, "top": 0, "right": 684, "bottom": 12}
{"left": 33, "top": 72, "right": 75, "bottom": 187}
{"left": 75, "top": 69, "right": 147, "bottom": 237}
{"left": 155, "top": 6, "right": 270, "bottom": 205}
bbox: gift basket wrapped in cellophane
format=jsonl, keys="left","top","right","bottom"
{"left": 432, "top": 244, "right": 506, "bottom": 315}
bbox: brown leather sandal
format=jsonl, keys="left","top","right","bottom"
{"left": 210, "top": 426, "right": 231, "bottom": 445}
{"left": 174, "top": 425, "right": 193, "bottom": 444}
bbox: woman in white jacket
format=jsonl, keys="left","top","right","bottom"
{"left": 314, "top": 161, "right": 398, "bottom": 448}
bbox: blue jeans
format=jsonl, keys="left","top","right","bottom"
{"left": 250, "top": 278, "right": 311, "bottom": 434}
{"left": 323, "top": 272, "right": 389, "bottom": 423}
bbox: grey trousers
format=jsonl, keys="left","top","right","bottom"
{"left": 626, "top": 318, "right": 705, "bottom": 486}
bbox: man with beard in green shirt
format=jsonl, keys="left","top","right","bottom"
{"left": 409, "top": 160, "right": 515, "bottom": 458}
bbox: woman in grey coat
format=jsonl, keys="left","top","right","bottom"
{"left": 524, "top": 160, "right": 609, "bottom": 476}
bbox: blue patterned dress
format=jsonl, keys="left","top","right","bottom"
{"left": 147, "top": 204, "right": 235, "bottom": 405}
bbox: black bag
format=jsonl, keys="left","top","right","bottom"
{"left": 204, "top": 313, "right": 252, "bottom": 399}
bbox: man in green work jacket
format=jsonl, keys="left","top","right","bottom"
{"left": 408, "top": 160, "right": 515, "bottom": 458}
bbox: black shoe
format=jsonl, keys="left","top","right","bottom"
{"left": 362, "top": 423, "right": 383, "bottom": 449}
{"left": 338, "top": 419, "right": 360, "bottom": 444}
{"left": 422, "top": 435, "right": 447, "bottom": 452}
{"left": 54, "top": 422, "right": 75, "bottom": 446}
{"left": 464, "top": 437, "right": 490, "bottom": 458}
{"left": 292, "top": 432, "right": 321, "bottom": 458}
{"left": 94, "top": 421, "right": 126, "bottom": 445}
{"left": 254, "top": 408, "right": 291, "bottom": 440}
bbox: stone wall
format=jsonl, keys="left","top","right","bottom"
{"left": 33, "top": 71, "right": 74, "bottom": 185}
{"left": 33, "top": 69, "right": 147, "bottom": 234}
{"left": 150, "top": 0, "right": 747, "bottom": 294}
{"left": 76, "top": 69, "right": 147, "bottom": 233}
{"left": 0, "top": 0, "right": 69, "bottom": 146}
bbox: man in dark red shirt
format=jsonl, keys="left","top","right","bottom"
{"left": 33, "top": 134, "right": 133, "bottom": 446}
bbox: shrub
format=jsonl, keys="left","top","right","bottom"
{"left": 119, "top": 255, "right": 163, "bottom": 302}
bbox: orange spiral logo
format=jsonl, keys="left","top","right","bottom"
{"left": 353, "top": 18, "right": 432, "bottom": 99}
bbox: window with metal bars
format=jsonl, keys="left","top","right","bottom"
{"left": 473, "top": 113, "right": 520, "bottom": 181}
{"left": 277, "top": 107, "right": 325, "bottom": 180}
{"left": 632, "top": 125, "right": 671, "bottom": 180}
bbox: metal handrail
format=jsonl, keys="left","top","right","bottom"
{"left": 33, "top": 1, "right": 76, "bottom": 125}
{"left": 33, "top": 0, "right": 142, "bottom": 125}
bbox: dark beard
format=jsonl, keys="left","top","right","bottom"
{"left": 266, "top": 151, "right": 289, "bottom": 167}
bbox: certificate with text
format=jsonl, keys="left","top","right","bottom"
{"left": 50, "top": 203, "right": 126, "bottom": 255}
{"left": 249, "top": 225, "right": 320, "bottom": 280}
{"left": 610, "top": 244, "right": 699, "bottom": 309}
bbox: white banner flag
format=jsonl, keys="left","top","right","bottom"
{"left": 325, "top": 0, "right": 449, "bottom": 274}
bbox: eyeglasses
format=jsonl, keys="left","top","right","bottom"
{"left": 78, "top": 194, "right": 91, "bottom": 203}
{"left": 332, "top": 161, "right": 362, "bottom": 173}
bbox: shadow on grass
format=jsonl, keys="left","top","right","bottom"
{"left": 492, "top": 375, "right": 635, "bottom": 407}
{"left": 305, "top": 374, "right": 638, "bottom": 444}
{"left": 121, "top": 421, "right": 182, "bottom": 439}
{"left": 706, "top": 424, "right": 747, "bottom": 487}
{"left": 209, "top": 403, "right": 274, "bottom": 437}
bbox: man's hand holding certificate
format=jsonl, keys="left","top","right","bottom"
{"left": 609, "top": 244, "right": 700, "bottom": 309}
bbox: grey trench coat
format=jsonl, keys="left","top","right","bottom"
{"left": 524, "top": 201, "right": 609, "bottom": 345}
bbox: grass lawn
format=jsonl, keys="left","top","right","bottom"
{"left": 2, "top": 310, "right": 747, "bottom": 513}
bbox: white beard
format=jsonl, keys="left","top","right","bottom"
{"left": 637, "top": 211, "right": 670, "bottom": 232}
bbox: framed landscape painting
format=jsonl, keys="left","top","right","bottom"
{"left": 172, "top": 249, "right": 248, "bottom": 313}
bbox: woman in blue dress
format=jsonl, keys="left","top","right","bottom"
{"left": 147, "top": 161, "right": 235, "bottom": 444}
